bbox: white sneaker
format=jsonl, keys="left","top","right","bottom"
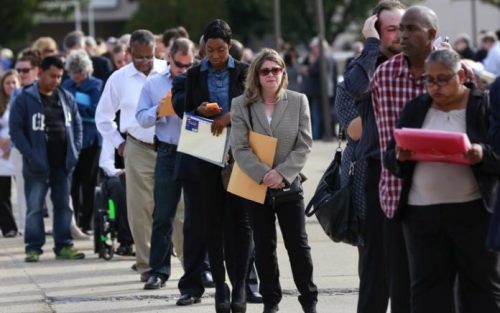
{"left": 71, "top": 225, "right": 91, "bottom": 240}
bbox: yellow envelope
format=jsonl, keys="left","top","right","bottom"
{"left": 227, "top": 131, "right": 277, "bottom": 204}
{"left": 158, "top": 91, "right": 175, "bottom": 117}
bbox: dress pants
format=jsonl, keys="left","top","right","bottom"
{"left": 124, "top": 136, "right": 156, "bottom": 273}
{"left": 178, "top": 180, "right": 207, "bottom": 297}
{"left": 247, "top": 198, "right": 318, "bottom": 308}
{"left": 404, "top": 200, "right": 500, "bottom": 313}
{"left": 198, "top": 162, "right": 251, "bottom": 293}
{"left": 357, "top": 159, "right": 411, "bottom": 313}
{"left": 71, "top": 143, "right": 101, "bottom": 231}
{"left": 0, "top": 176, "right": 16, "bottom": 235}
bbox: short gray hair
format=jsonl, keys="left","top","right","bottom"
{"left": 129, "top": 29, "right": 155, "bottom": 47}
{"left": 65, "top": 50, "right": 93, "bottom": 76}
{"left": 170, "top": 38, "right": 195, "bottom": 56}
{"left": 425, "top": 49, "right": 461, "bottom": 73}
{"left": 63, "top": 31, "right": 85, "bottom": 51}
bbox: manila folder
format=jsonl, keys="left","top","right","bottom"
{"left": 227, "top": 131, "right": 277, "bottom": 204}
{"left": 158, "top": 91, "right": 175, "bottom": 117}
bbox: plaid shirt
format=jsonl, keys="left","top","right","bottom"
{"left": 371, "top": 53, "right": 427, "bottom": 218}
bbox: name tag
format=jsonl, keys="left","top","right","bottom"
{"left": 185, "top": 117, "right": 199, "bottom": 132}
{"left": 75, "top": 92, "right": 91, "bottom": 107}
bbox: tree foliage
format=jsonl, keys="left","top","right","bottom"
{"left": 480, "top": 0, "right": 500, "bottom": 7}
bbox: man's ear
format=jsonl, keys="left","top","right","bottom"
{"left": 428, "top": 28, "right": 437, "bottom": 41}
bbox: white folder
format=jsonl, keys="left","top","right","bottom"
{"left": 177, "top": 113, "right": 229, "bottom": 167}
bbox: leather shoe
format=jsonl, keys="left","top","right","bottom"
{"left": 247, "top": 288, "right": 263, "bottom": 303}
{"left": 176, "top": 294, "right": 201, "bottom": 306}
{"left": 140, "top": 271, "right": 150, "bottom": 282}
{"left": 201, "top": 270, "right": 215, "bottom": 288}
{"left": 263, "top": 304, "right": 279, "bottom": 313}
{"left": 143, "top": 274, "right": 166, "bottom": 290}
{"left": 302, "top": 304, "right": 317, "bottom": 313}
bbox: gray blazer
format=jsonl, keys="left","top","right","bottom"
{"left": 230, "top": 89, "right": 312, "bottom": 185}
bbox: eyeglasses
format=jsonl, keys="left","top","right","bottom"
{"left": 132, "top": 55, "right": 154, "bottom": 64}
{"left": 172, "top": 59, "right": 192, "bottom": 69}
{"left": 424, "top": 72, "right": 458, "bottom": 87}
{"left": 259, "top": 67, "right": 283, "bottom": 77}
{"left": 16, "top": 67, "right": 32, "bottom": 74}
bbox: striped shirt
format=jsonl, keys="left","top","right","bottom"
{"left": 371, "top": 53, "right": 427, "bottom": 218}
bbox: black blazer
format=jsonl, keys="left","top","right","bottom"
{"left": 184, "top": 59, "right": 248, "bottom": 114}
{"left": 384, "top": 87, "right": 500, "bottom": 217}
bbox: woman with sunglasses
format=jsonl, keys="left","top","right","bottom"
{"left": 385, "top": 49, "right": 500, "bottom": 312}
{"left": 230, "top": 48, "right": 318, "bottom": 313}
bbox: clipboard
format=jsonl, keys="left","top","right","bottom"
{"left": 394, "top": 127, "right": 472, "bottom": 165}
{"left": 158, "top": 91, "right": 175, "bottom": 117}
{"left": 227, "top": 131, "right": 277, "bottom": 204}
{"left": 177, "top": 113, "right": 229, "bottom": 167}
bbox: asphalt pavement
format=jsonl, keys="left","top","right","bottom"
{"left": 0, "top": 140, "right": 362, "bottom": 313}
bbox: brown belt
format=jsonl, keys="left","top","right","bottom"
{"left": 127, "top": 134, "right": 155, "bottom": 151}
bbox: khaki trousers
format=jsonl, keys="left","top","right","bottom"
{"left": 124, "top": 137, "right": 156, "bottom": 273}
{"left": 172, "top": 194, "right": 184, "bottom": 263}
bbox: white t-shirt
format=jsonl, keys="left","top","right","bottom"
{"left": 408, "top": 107, "right": 481, "bottom": 206}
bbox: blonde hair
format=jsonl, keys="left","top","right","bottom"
{"left": 32, "top": 37, "right": 58, "bottom": 57}
{"left": 244, "top": 48, "right": 288, "bottom": 106}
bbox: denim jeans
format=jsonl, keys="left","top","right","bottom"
{"left": 24, "top": 167, "right": 73, "bottom": 254}
{"left": 149, "top": 144, "right": 182, "bottom": 278}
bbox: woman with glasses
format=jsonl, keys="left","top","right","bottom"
{"left": 230, "top": 48, "right": 318, "bottom": 313}
{"left": 385, "top": 49, "right": 500, "bottom": 312}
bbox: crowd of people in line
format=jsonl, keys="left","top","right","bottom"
{"left": 0, "top": 1, "right": 499, "bottom": 313}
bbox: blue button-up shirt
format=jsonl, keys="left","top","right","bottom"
{"left": 135, "top": 68, "right": 182, "bottom": 145}
{"left": 200, "top": 56, "right": 235, "bottom": 113}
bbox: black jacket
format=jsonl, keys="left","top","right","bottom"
{"left": 384, "top": 87, "right": 500, "bottom": 216}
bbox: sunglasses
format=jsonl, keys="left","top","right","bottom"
{"left": 172, "top": 59, "right": 192, "bottom": 69}
{"left": 259, "top": 67, "right": 283, "bottom": 76}
{"left": 16, "top": 67, "right": 32, "bottom": 74}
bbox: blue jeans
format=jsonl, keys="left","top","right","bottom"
{"left": 24, "top": 167, "right": 73, "bottom": 254}
{"left": 149, "top": 144, "right": 182, "bottom": 278}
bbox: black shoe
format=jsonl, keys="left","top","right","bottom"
{"left": 144, "top": 274, "right": 167, "bottom": 290}
{"left": 4, "top": 230, "right": 17, "bottom": 238}
{"left": 263, "top": 304, "right": 279, "bottom": 313}
{"left": 201, "top": 271, "right": 215, "bottom": 288}
{"left": 302, "top": 303, "right": 317, "bottom": 313}
{"left": 231, "top": 286, "right": 247, "bottom": 313}
{"left": 176, "top": 294, "right": 201, "bottom": 306}
{"left": 116, "top": 244, "right": 135, "bottom": 256}
{"left": 246, "top": 288, "right": 263, "bottom": 303}
{"left": 215, "top": 283, "right": 230, "bottom": 313}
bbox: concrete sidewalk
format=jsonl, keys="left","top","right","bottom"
{"left": 0, "top": 141, "right": 361, "bottom": 313}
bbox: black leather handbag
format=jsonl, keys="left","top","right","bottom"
{"left": 266, "top": 176, "right": 304, "bottom": 207}
{"left": 305, "top": 149, "right": 362, "bottom": 246}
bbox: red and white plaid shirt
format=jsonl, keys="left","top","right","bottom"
{"left": 371, "top": 53, "right": 427, "bottom": 218}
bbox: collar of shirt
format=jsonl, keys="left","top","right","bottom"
{"left": 200, "top": 56, "right": 235, "bottom": 72}
{"left": 126, "top": 58, "right": 167, "bottom": 78}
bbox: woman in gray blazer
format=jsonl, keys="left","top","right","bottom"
{"left": 230, "top": 48, "right": 318, "bottom": 313}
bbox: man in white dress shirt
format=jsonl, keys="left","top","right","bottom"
{"left": 95, "top": 29, "right": 167, "bottom": 281}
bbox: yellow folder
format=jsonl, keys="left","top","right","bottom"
{"left": 158, "top": 91, "right": 175, "bottom": 117}
{"left": 227, "top": 131, "right": 277, "bottom": 204}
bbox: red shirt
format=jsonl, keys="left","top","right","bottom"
{"left": 371, "top": 53, "right": 427, "bottom": 218}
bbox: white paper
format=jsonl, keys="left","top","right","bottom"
{"left": 177, "top": 113, "right": 229, "bottom": 167}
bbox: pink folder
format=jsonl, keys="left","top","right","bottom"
{"left": 393, "top": 128, "right": 472, "bottom": 165}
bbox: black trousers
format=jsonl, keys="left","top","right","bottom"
{"left": 247, "top": 198, "right": 318, "bottom": 308}
{"left": 404, "top": 200, "right": 500, "bottom": 313}
{"left": 357, "top": 159, "right": 411, "bottom": 313}
{"left": 103, "top": 176, "right": 133, "bottom": 245}
{"left": 198, "top": 163, "right": 252, "bottom": 294}
{"left": 178, "top": 180, "right": 208, "bottom": 297}
{"left": 71, "top": 143, "right": 101, "bottom": 231}
{"left": 0, "top": 176, "right": 16, "bottom": 235}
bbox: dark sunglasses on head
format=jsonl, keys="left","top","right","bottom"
{"left": 173, "top": 59, "right": 192, "bottom": 69}
{"left": 16, "top": 67, "right": 32, "bottom": 74}
{"left": 259, "top": 67, "right": 283, "bottom": 76}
